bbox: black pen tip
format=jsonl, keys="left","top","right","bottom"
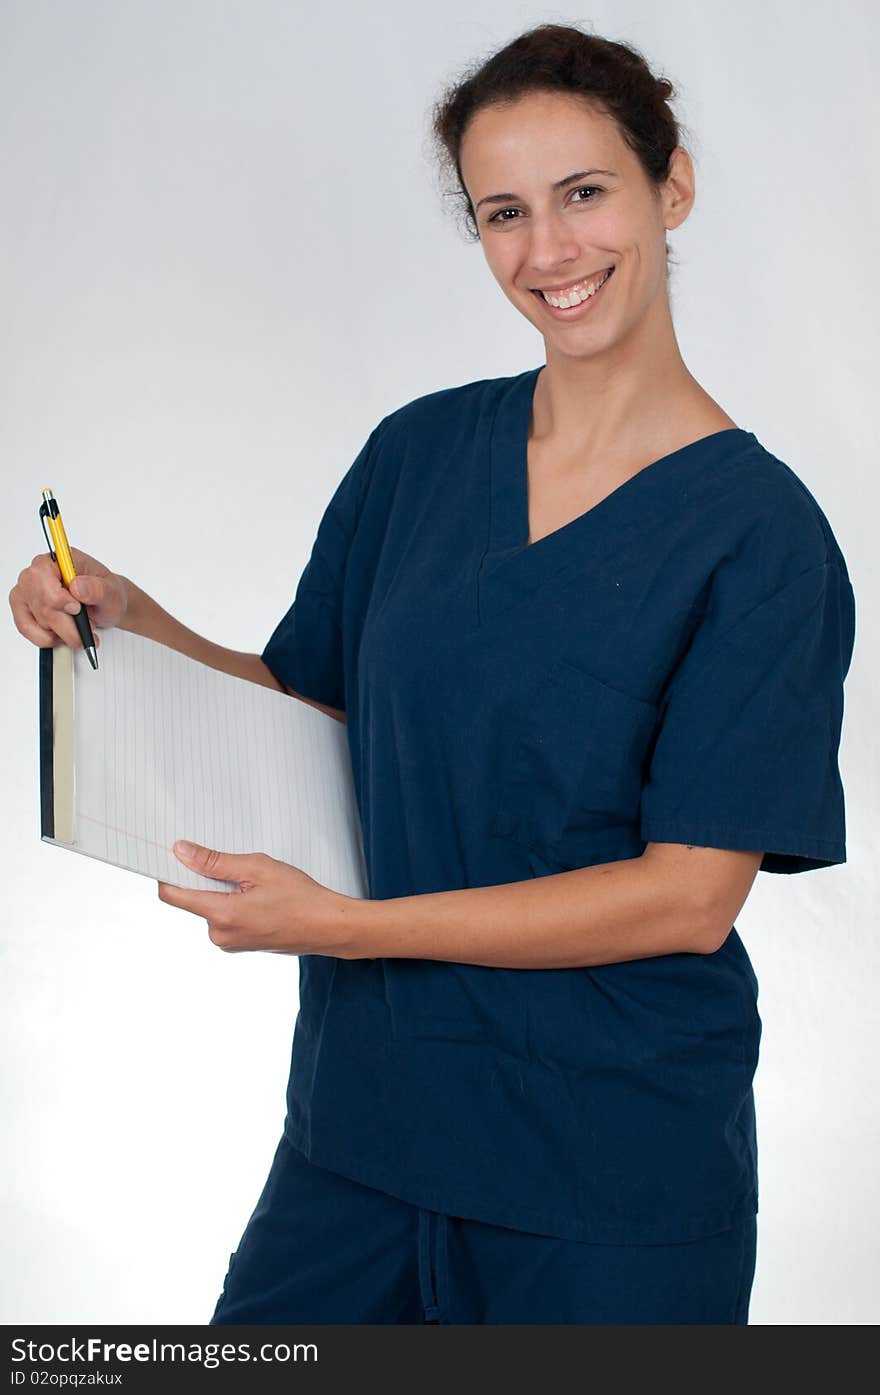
{"left": 86, "top": 647, "right": 99, "bottom": 670}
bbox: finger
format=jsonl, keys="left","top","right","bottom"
{"left": 67, "top": 574, "right": 104, "bottom": 607}
{"left": 31, "top": 603, "right": 93, "bottom": 649}
{"left": 31, "top": 556, "right": 101, "bottom": 618}
{"left": 58, "top": 585, "right": 103, "bottom": 646}
{"left": 208, "top": 924, "right": 242, "bottom": 951}
{"left": 11, "top": 590, "right": 81, "bottom": 649}
{"left": 157, "top": 882, "right": 235, "bottom": 920}
{"left": 14, "top": 569, "right": 93, "bottom": 649}
{"left": 29, "top": 552, "right": 62, "bottom": 577}
{"left": 172, "top": 840, "right": 263, "bottom": 883}
{"left": 52, "top": 597, "right": 102, "bottom": 647}
{"left": 27, "top": 553, "right": 69, "bottom": 602}
{"left": 9, "top": 594, "right": 59, "bottom": 647}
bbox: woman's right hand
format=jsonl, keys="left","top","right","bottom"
{"left": 8, "top": 547, "right": 129, "bottom": 651}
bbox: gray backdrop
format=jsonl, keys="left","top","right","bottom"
{"left": 2, "top": 0, "right": 877, "bottom": 1324}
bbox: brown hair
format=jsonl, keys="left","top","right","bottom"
{"left": 429, "top": 22, "right": 691, "bottom": 267}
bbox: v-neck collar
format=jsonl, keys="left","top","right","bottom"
{"left": 478, "top": 363, "right": 757, "bottom": 625}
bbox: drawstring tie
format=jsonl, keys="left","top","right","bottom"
{"left": 417, "top": 1208, "right": 449, "bottom": 1323}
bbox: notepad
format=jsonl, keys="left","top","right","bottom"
{"left": 39, "top": 627, "right": 368, "bottom": 897}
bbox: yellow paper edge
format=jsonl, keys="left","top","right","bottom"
{"left": 53, "top": 644, "right": 75, "bottom": 845}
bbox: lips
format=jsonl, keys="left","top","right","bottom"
{"left": 530, "top": 265, "right": 615, "bottom": 317}
{"left": 532, "top": 267, "right": 613, "bottom": 298}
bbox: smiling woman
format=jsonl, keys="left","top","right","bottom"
{"left": 9, "top": 19, "right": 853, "bottom": 1329}
{"left": 196, "top": 21, "right": 858, "bottom": 1327}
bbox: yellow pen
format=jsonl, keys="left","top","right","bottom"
{"left": 39, "top": 488, "right": 99, "bottom": 671}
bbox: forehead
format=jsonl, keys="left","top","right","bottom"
{"left": 460, "top": 91, "right": 626, "bottom": 186}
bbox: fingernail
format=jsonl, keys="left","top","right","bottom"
{"left": 174, "top": 840, "right": 197, "bottom": 858}
{"left": 64, "top": 601, "right": 80, "bottom": 614}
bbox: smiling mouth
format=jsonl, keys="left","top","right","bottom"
{"left": 529, "top": 265, "right": 615, "bottom": 317}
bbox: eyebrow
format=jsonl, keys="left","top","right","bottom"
{"left": 474, "top": 169, "right": 617, "bottom": 213}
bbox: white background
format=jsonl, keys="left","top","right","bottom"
{"left": 2, "top": 0, "right": 877, "bottom": 1324}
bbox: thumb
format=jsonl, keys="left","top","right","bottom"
{"left": 69, "top": 576, "right": 96, "bottom": 602}
{"left": 173, "top": 840, "right": 253, "bottom": 880}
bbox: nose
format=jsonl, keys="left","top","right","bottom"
{"left": 524, "top": 212, "right": 582, "bottom": 276}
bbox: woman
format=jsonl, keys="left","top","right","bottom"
{"left": 10, "top": 24, "right": 855, "bottom": 1324}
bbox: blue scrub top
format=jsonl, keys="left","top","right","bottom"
{"left": 261, "top": 364, "right": 856, "bottom": 1245}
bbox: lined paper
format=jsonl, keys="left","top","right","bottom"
{"left": 65, "top": 627, "right": 367, "bottom": 896}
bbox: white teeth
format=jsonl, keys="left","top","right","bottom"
{"left": 541, "top": 269, "right": 611, "bottom": 308}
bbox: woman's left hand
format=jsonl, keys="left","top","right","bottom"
{"left": 157, "top": 841, "right": 358, "bottom": 956}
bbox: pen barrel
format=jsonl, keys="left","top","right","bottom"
{"left": 52, "top": 519, "right": 77, "bottom": 586}
{"left": 72, "top": 604, "right": 96, "bottom": 654}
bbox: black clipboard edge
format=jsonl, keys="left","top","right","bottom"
{"left": 39, "top": 646, "right": 54, "bottom": 840}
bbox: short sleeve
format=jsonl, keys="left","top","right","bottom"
{"left": 640, "top": 561, "right": 856, "bottom": 873}
{"left": 260, "top": 421, "right": 385, "bottom": 710}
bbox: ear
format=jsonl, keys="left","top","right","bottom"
{"left": 662, "top": 146, "right": 695, "bottom": 232}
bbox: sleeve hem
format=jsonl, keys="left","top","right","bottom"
{"left": 260, "top": 643, "right": 342, "bottom": 710}
{"left": 640, "top": 819, "right": 846, "bottom": 870}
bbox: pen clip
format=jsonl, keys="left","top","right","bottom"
{"left": 39, "top": 501, "right": 57, "bottom": 561}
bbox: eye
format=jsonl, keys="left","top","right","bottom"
{"left": 487, "top": 207, "right": 523, "bottom": 225}
{"left": 486, "top": 185, "right": 604, "bottom": 225}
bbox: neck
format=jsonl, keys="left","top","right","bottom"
{"left": 532, "top": 294, "right": 709, "bottom": 461}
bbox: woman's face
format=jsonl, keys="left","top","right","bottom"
{"left": 459, "top": 90, "right": 693, "bottom": 355}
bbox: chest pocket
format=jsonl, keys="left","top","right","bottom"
{"left": 490, "top": 656, "right": 658, "bottom": 868}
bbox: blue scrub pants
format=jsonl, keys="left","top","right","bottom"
{"left": 209, "top": 1134, "right": 757, "bottom": 1325}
